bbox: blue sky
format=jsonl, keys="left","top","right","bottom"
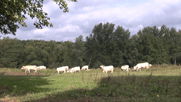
{"left": 1, "top": 0, "right": 181, "bottom": 42}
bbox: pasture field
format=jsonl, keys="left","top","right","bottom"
{"left": 0, "top": 65, "right": 181, "bottom": 102}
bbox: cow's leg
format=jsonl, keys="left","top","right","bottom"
{"left": 136, "top": 68, "right": 138, "bottom": 71}
{"left": 34, "top": 69, "right": 36, "bottom": 73}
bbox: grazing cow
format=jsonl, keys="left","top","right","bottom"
{"left": 121, "top": 65, "right": 130, "bottom": 72}
{"left": 21, "top": 65, "right": 37, "bottom": 73}
{"left": 37, "top": 65, "right": 46, "bottom": 70}
{"left": 136, "top": 66, "right": 142, "bottom": 71}
{"left": 149, "top": 64, "right": 152, "bottom": 68}
{"left": 133, "top": 62, "right": 152, "bottom": 71}
{"left": 57, "top": 66, "right": 69, "bottom": 74}
{"left": 67, "top": 66, "right": 81, "bottom": 73}
{"left": 133, "top": 66, "right": 138, "bottom": 71}
{"left": 81, "top": 65, "right": 89, "bottom": 70}
{"left": 100, "top": 65, "right": 114, "bottom": 73}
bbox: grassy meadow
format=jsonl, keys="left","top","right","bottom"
{"left": 0, "top": 65, "right": 181, "bottom": 102}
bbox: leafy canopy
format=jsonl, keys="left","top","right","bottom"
{"left": 0, "top": 0, "right": 77, "bottom": 35}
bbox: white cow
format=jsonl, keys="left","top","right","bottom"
{"left": 67, "top": 66, "right": 81, "bottom": 73}
{"left": 21, "top": 65, "right": 37, "bottom": 73}
{"left": 149, "top": 64, "right": 152, "bottom": 67}
{"left": 57, "top": 66, "right": 69, "bottom": 74}
{"left": 37, "top": 65, "right": 46, "bottom": 70}
{"left": 133, "top": 62, "right": 152, "bottom": 71}
{"left": 121, "top": 65, "right": 130, "bottom": 72}
{"left": 136, "top": 66, "right": 142, "bottom": 71}
{"left": 81, "top": 65, "right": 89, "bottom": 70}
{"left": 100, "top": 65, "right": 114, "bottom": 73}
{"left": 133, "top": 66, "right": 138, "bottom": 71}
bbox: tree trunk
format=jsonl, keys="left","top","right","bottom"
{"left": 88, "top": 55, "right": 92, "bottom": 67}
{"left": 174, "top": 58, "right": 176, "bottom": 65}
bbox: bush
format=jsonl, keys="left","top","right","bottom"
{"left": 29, "top": 60, "right": 43, "bottom": 66}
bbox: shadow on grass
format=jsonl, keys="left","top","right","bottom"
{"left": 0, "top": 73, "right": 50, "bottom": 97}
{"left": 26, "top": 74, "right": 181, "bottom": 102}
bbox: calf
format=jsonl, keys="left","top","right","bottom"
{"left": 81, "top": 65, "right": 89, "bottom": 70}
{"left": 37, "top": 65, "right": 46, "bottom": 70}
{"left": 57, "top": 66, "right": 69, "bottom": 74}
{"left": 133, "top": 62, "right": 152, "bottom": 71}
{"left": 121, "top": 65, "right": 130, "bottom": 72}
{"left": 100, "top": 65, "right": 114, "bottom": 73}
{"left": 21, "top": 65, "right": 37, "bottom": 73}
{"left": 67, "top": 66, "right": 81, "bottom": 73}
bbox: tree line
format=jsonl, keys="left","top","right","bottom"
{"left": 0, "top": 22, "right": 181, "bottom": 68}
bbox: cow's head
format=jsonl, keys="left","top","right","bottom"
{"left": 133, "top": 66, "right": 137, "bottom": 70}
{"left": 100, "top": 65, "right": 104, "bottom": 69}
{"left": 21, "top": 66, "right": 25, "bottom": 69}
{"left": 149, "top": 64, "right": 152, "bottom": 67}
{"left": 67, "top": 69, "right": 72, "bottom": 73}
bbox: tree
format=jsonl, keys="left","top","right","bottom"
{"left": 112, "top": 26, "right": 131, "bottom": 66}
{"left": 129, "top": 34, "right": 139, "bottom": 67}
{"left": 0, "top": 0, "right": 77, "bottom": 35}
{"left": 0, "top": 37, "right": 24, "bottom": 68}
{"left": 85, "top": 22, "right": 115, "bottom": 68}
{"left": 72, "top": 35, "right": 86, "bottom": 67}
{"left": 166, "top": 28, "right": 181, "bottom": 65}
{"left": 136, "top": 25, "right": 169, "bottom": 64}
{"left": 61, "top": 41, "right": 74, "bottom": 68}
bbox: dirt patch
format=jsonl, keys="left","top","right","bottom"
{"left": 0, "top": 95, "right": 20, "bottom": 102}
{"left": 1, "top": 72, "right": 49, "bottom": 76}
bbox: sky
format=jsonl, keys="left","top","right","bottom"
{"left": 1, "top": 0, "right": 181, "bottom": 42}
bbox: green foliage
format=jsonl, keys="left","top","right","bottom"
{"left": 85, "top": 23, "right": 131, "bottom": 68}
{"left": 0, "top": 37, "right": 24, "bottom": 68}
{"left": 0, "top": 0, "right": 77, "bottom": 35}
{"left": 0, "top": 38, "right": 64, "bottom": 68}
{"left": 29, "top": 60, "right": 43, "bottom": 65}
{"left": 1, "top": 23, "right": 181, "bottom": 68}
{"left": 136, "top": 25, "right": 170, "bottom": 64}
{"left": 72, "top": 35, "right": 86, "bottom": 67}
{"left": 61, "top": 41, "right": 74, "bottom": 67}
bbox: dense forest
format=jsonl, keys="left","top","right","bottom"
{"left": 0, "top": 23, "right": 181, "bottom": 68}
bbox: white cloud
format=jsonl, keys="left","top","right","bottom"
{"left": 2, "top": 0, "right": 181, "bottom": 41}
{"left": 33, "top": 27, "right": 50, "bottom": 34}
{"left": 153, "top": 0, "right": 181, "bottom": 4}
{"left": 55, "top": 24, "right": 82, "bottom": 33}
{"left": 43, "top": 1, "right": 58, "bottom": 14}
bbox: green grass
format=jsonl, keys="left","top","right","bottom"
{"left": 0, "top": 66, "right": 181, "bottom": 102}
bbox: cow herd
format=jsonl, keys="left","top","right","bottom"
{"left": 21, "top": 65, "right": 46, "bottom": 73}
{"left": 99, "top": 62, "right": 152, "bottom": 73}
{"left": 21, "top": 62, "right": 152, "bottom": 73}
